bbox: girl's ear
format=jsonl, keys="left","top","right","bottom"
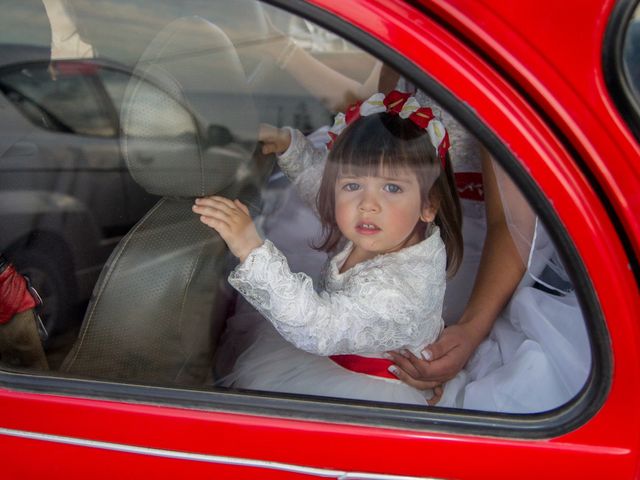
{"left": 420, "top": 204, "right": 437, "bottom": 223}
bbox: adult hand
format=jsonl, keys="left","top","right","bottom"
{"left": 258, "top": 123, "right": 291, "bottom": 155}
{"left": 386, "top": 323, "right": 481, "bottom": 404}
{"left": 193, "top": 196, "right": 263, "bottom": 262}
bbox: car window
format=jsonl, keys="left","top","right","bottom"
{"left": 0, "top": 0, "right": 597, "bottom": 430}
{"left": 0, "top": 61, "right": 116, "bottom": 136}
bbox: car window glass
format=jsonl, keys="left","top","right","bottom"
{"left": 0, "top": 62, "right": 115, "bottom": 136}
{"left": 98, "top": 67, "right": 130, "bottom": 117}
{"left": 0, "top": 0, "right": 593, "bottom": 420}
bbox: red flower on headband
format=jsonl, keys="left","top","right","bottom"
{"left": 409, "top": 107, "right": 435, "bottom": 129}
{"left": 383, "top": 90, "right": 412, "bottom": 114}
{"left": 327, "top": 131, "right": 338, "bottom": 149}
{"left": 345, "top": 101, "right": 362, "bottom": 125}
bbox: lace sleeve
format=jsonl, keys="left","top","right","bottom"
{"left": 228, "top": 240, "right": 445, "bottom": 356}
{"left": 276, "top": 128, "right": 327, "bottom": 210}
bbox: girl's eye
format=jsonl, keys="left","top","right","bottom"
{"left": 343, "top": 183, "right": 360, "bottom": 191}
{"left": 384, "top": 183, "right": 402, "bottom": 193}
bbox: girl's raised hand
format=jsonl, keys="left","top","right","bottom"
{"left": 258, "top": 123, "right": 291, "bottom": 155}
{"left": 193, "top": 196, "right": 263, "bottom": 262}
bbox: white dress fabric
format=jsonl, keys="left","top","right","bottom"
{"left": 219, "top": 129, "right": 446, "bottom": 405}
{"left": 229, "top": 236, "right": 445, "bottom": 357}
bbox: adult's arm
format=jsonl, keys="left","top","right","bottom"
{"left": 274, "top": 41, "right": 382, "bottom": 112}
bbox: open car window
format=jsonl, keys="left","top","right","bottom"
{"left": 0, "top": 0, "right": 602, "bottom": 434}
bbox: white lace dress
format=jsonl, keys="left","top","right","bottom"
{"left": 219, "top": 130, "right": 446, "bottom": 405}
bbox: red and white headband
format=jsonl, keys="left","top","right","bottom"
{"left": 327, "top": 90, "right": 450, "bottom": 169}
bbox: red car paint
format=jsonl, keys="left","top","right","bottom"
{"left": 1, "top": 1, "right": 639, "bottom": 478}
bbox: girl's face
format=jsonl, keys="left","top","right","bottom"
{"left": 334, "top": 166, "right": 436, "bottom": 262}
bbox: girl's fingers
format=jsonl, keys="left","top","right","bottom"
{"left": 261, "top": 143, "right": 277, "bottom": 155}
{"left": 201, "top": 196, "right": 239, "bottom": 214}
{"left": 194, "top": 203, "right": 240, "bottom": 223}
{"left": 234, "top": 199, "right": 250, "bottom": 215}
{"left": 258, "top": 123, "right": 277, "bottom": 141}
{"left": 193, "top": 205, "right": 236, "bottom": 233}
{"left": 193, "top": 203, "right": 230, "bottom": 221}
{"left": 195, "top": 196, "right": 235, "bottom": 210}
{"left": 197, "top": 209, "right": 231, "bottom": 224}
{"left": 198, "top": 213, "right": 231, "bottom": 233}
{"left": 195, "top": 197, "right": 249, "bottom": 218}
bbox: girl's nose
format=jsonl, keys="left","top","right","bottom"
{"left": 358, "top": 191, "right": 380, "bottom": 213}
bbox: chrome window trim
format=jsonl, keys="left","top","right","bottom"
{"left": 0, "top": 427, "right": 435, "bottom": 480}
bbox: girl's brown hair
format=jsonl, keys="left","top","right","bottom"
{"left": 315, "top": 112, "right": 463, "bottom": 275}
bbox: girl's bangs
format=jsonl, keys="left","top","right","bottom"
{"left": 335, "top": 152, "right": 416, "bottom": 178}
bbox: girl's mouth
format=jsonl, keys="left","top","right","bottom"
{"left": 356, "top": 222, "right": 381, "bottom": 235}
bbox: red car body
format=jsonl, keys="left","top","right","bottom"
{"left": 1, "top": 0, "right": 639, "bottom": 478}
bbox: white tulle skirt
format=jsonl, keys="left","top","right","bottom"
{"left": 439, "top": 287, "right": 590, "bottom": 413}
{"left": 217, "top": 308, "right": 429, "bottom": 405}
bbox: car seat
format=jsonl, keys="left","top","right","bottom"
{"left": 61, "top": 16, "right": 272, "bottom": 386}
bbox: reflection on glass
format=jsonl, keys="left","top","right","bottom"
{"left": 0, "top": 62, "right": 115, "bottom": 136}
{"left": 0, "top": 0, "right": 593, "bottom": 418}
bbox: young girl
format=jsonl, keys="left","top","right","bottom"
{"left": 193, "top": 91, "right": 462, "bottom": 404}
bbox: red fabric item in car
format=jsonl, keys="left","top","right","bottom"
{"left": 0, "top": 265, "right": 37, "bottom": 324}
{"left": 329, "top": 354, "right": 397, "bottom": 379}
{"left": 455, "top": 172, "right": 484, "bottom": 201}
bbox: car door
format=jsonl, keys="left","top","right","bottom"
{"left": 0, "top": 0, "right": 638, "bottom": 479}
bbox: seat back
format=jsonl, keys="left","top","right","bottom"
{"left": 62, "top": 17, "right": 271, "bottom": 385}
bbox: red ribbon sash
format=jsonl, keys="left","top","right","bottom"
{"left": 329, "top": 354, "right": 397, "bottom": 379}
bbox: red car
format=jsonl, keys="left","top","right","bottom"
{"left": 1, "top": 0, "right": 639, "bottom": 478}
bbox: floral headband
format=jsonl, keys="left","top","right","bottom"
{"left": 327, "top": 90, "right": 450, "bottom": 169}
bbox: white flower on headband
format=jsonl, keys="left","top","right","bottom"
{"left": 326, "top": 90, "right": 450, "bottom": 169}
{"left": 398, "top": 96, "right": 420, "bottom": 119}
{"left": 427, "top": 119, "right": 447, "bottom": 154}
{"left": 360, "top": 92, "right": 386, "bottom": 116}
{"left": 328, "top": 112, "right": 346, "bottom": 138}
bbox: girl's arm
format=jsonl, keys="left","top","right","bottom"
{"left": 228, "top": 239, "right": 445, "bottom": 356}
{"left": 259, "top": 125, "right": 327, "bottom": 209}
